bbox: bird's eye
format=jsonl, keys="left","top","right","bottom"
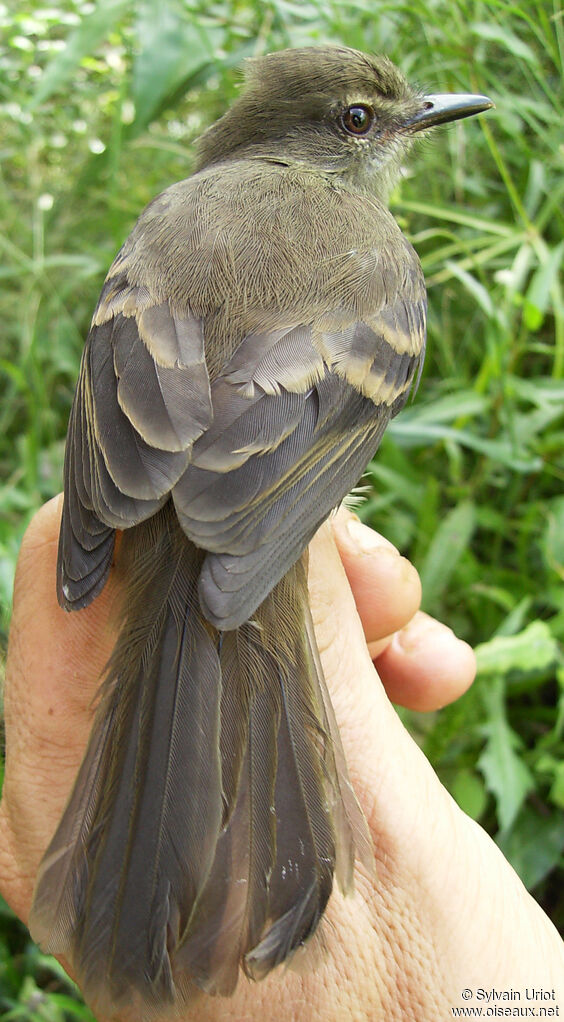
{"left": 340, "top": 104, "right": 375, "bottom": 136}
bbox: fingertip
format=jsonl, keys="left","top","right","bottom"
{"left": 13, "top": 497, "right": 64, "bottom": 610}
{"left": 374, "top": 612, "right": 477, "bottom": 712}
{"left": 335, "top": 509, "right": 398, "bottom": 556}
{"left": 308, "top": 520, "right": 400, "bottom": 721}
{"left": 19, "top": 494, "right": 63, "bottom": 556}
{"left": 330, "top": 511, "right": 422, "bottom": 642}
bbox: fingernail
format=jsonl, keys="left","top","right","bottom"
{"left": 346, "top": 518, "right": 399, "bottom": 556}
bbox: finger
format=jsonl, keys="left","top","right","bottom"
{"left": 308, "top": 518, "right": 410, "bottom": 764}
{"left": 373, "top": 611, "right": 476, "bottom": 711}
{"left": 9, "top": 495, "right": 118, "bottom": 719}
{"left": 307, "top": 520, "right": 455, "bottom": 843}
{"left": 330, "top": 508, "right": 476, "bottom": 711}
{"left": 2, "top": 496, "right": 119, "bottom": 882}
{"left": 329, "top": 508, "right": 421, "bottom": 644}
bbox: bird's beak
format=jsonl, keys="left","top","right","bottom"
{"left": 407, "top": 93, "right": 494, "bottom": 131}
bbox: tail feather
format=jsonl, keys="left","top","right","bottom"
{"left": 303, "top": 605, "right": 374, "bottom": 887}
{"left": 29, "top": 503, "right": 370, "bottom": 1015}
{"left": 244, "top": 563, "right": 336, "bottom": 979}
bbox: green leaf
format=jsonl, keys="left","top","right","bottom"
{"left": 542, "top": 495, "right": 564, "bottom": 578}
{"left": 443, "top": 261, "right": 495, "bottom": 318}
{"left": 420, "top": 501, "right": 475, "bottom": 610}
{"left": 401, "top": 391, "right": 488, "bottom": 424}
{"left": 478, "top": 677, "right": 535, "bottom": 832}
{"left": 471, "top": 22, "right": 537, "bottom": 63}
{"left": 497, "top": 807, "right": 564, "bottom": 890}
{"left": 523, "top": 242, "right": 564, "bottom": 330}
{"left": 398, "top": 199, "right": 515, "bottom": 237}
{"left": 450, "top": 768, "right": 488, "bottom": 820}
{"left": 131, "top": 6, "right": 223, "bottom": 135}
{"left": 536, "top": 755, "right": 564, "bottom": 810}
{"left": 511, "top": 376, "right": 564, "bottom": 407}
{"left": 388, "top": 418, "right": 543, "bottom": 473}
{"left": 475, "top": 621, "right": 559, "bottom": 677}
{"left": 30, "top": 0, "right": 132, "bottom": 107}
{"left": 493, "top": 596, "right": 534, "bottom": 638}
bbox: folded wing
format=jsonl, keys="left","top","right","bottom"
{"left": 58, "top": 280, "right": 212, "bottom": 610}
{"left": 173, "top": 305, "right": 426, "bottom": 629}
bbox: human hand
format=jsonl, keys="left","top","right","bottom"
{"left": 0, "top": 497, "right": 562, "bottom": 1021}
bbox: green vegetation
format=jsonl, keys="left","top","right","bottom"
{"left": 1, "top": 0, "right": 563, "bottom": 1014}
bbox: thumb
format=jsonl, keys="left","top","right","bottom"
{"left": 307, "top": 518, "right": 460, "bottom": 858}
{"left": 1, "top": 496, "right": 119, "bottom": 916}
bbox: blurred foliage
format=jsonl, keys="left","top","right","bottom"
{"left": 1, "top": 0, "right": 563, "bottom": 1011}
{"left": 0, "top": 893, "right": 95, "bottom": 1020}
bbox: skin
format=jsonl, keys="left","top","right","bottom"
{"left": 1, "top": 498, "right": 562, "bottom": 1021}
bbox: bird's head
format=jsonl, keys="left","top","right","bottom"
{"left": 196, "top": 46, "right": 493, "bottom": 200}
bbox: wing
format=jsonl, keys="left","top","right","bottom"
{"left": 173, "top": 298, "right": 426, "bottom": 630}
{"left": 58, "top": 278, "right": 213, "bottom": 609}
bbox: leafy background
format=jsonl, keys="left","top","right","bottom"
{"left": 1, "top": 0, "right": 563, "bottom": 1016}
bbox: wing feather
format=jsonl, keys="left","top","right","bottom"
{"left": 58, "top": 296, "right": 213, "bottom": 610}
{"left": 172, "top": 313, "right": 424, "bottom": 629}
{"left": 58, "top": 165, "right": 425, "bottom": 626}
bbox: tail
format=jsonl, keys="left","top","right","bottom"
{"left": 29, "top": 503, "right": 370, "bottom": 1016}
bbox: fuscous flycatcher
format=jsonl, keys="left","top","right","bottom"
{"left": 29, "top": 45, "right": 492, "bottom": 1016}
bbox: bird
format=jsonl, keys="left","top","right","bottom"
{"left": 28, "top": 44, "right": 493, "bottom": 1016}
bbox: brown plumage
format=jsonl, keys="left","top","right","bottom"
{"left": 28, "top": 45, "right": 492, "bottom": 1016}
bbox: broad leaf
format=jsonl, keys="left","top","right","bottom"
{"left": 478, "top": 677, "right": 534, "bottom": 832}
